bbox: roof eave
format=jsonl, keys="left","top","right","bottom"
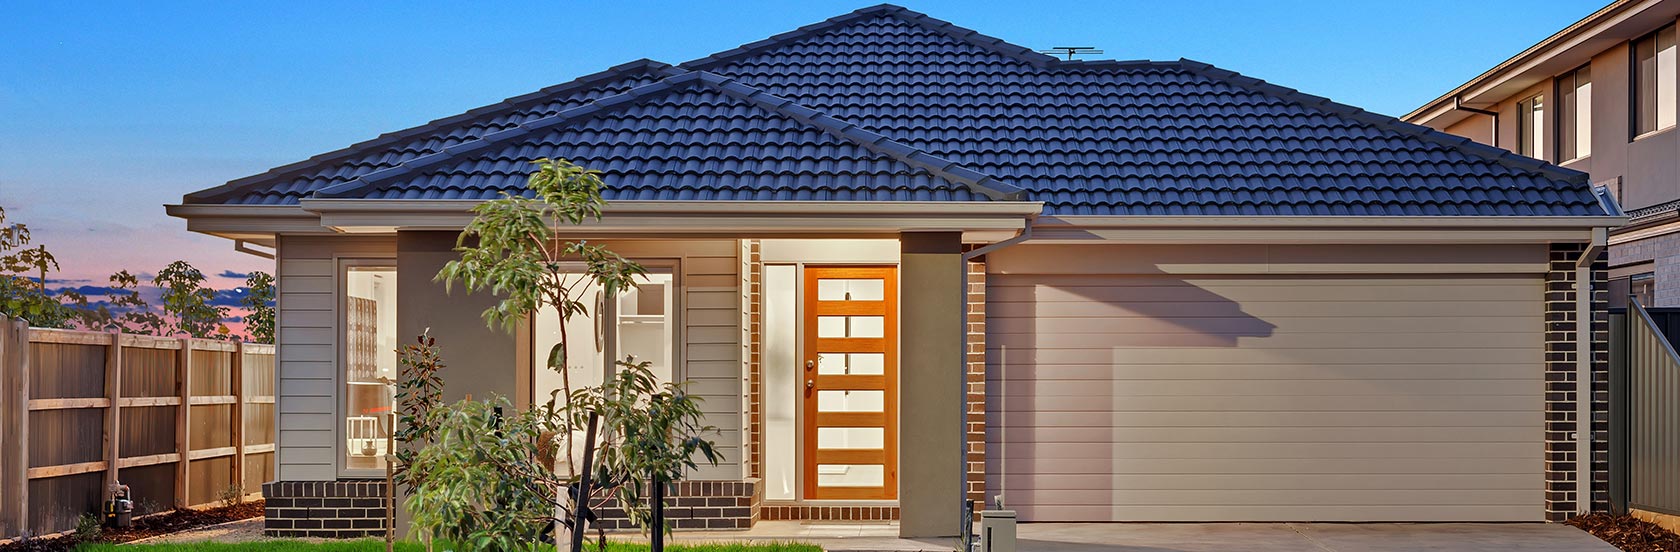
{"left": 170, "top": 199, "right": 1045, "bottom": 239}
{"left": 1032, "top": 214, "right": 1625, "bottom": 245}
{"left": 1404, "top": 0, "right": 1673, "bottom": 126}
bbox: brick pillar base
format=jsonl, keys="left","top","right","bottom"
{"left": 265, "top": 479, "right": 761, "bottom": 538}
{"left": 592, "top": 479, "right": 762, "bottom": 530}
{"left": 262, "top": 480, "right": 389, "bottom": 538}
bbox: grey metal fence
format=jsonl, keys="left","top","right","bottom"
{"left": 1610, "top": 303, "right": 1680, "bottom": 516}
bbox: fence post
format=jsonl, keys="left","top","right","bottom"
{"left": 175, "top": 337, "right": 192, "bottom": 509}
{"left": 104, "top": 330, "right": 123, "bottom": 500}
{"left": 231, "top": 341, "right": 245, "bottom": 498}
{"left": 1, "top": 318, "right": 30, "bottom": 535}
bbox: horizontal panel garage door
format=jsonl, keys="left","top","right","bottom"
{"left": 985, "top": 274, "right": 1544, "bottom": 522}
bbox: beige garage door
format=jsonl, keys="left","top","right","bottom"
{"left": 985, "top": 274, "right": 1544, "bottom": 522}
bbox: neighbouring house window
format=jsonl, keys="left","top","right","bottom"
{"left": 1612, "top": 272, "right": 1658, "bottom": 308}
{"left": 1518, "top": 94, "right": 1545, "bottom": 159}
{"left": 1633, "top": 273, "right": 1656, "bottom": 306}
{"left": 345, "top": 266, "right": 396, "bottom": 472}
{"left": 761, "top": 264, "right": 797, "bottom": 500}
{"left": 1634, "top": 25, "right": 1677, "bottom": 136}
{"left": 1559, "top": 66, "right": 1592, "bottom": 160}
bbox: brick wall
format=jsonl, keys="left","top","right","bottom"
{"left": 1544, "top": 243, "right": 1611, "bottom": 520}
{"left": 264, "top": 479, "right": 760, "bottom": 536}
{"left": 590, "top": 479, "right": 761, "bottom": 530}
{"left": 964, "top": 258, "right": 986, "bottom": 509}
{"left": 1607, "top": 229, "right": 1680, "bottom": 306}
{"left": 262, "top": 480, "right": 388, "bottom": 538}
{"left": 760, "top": 505, "right": 899, "bottom": 521}
{"left": 744, "top": 240, "right": 762, "bottom": 479}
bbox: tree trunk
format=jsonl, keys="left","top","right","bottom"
{"left": 651, "top": 476, "right": 665, "bottom": 552}
{"left": 570, "top": 413, "right": 599, "bottom": 552}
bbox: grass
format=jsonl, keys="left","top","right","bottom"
{"left": 76, "top": 541, "right": 823, "bottom": 552}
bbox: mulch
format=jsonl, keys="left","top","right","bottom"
{"left": 1568, "top": 513, "right": 1680, "bottom": 552}
{"left": 0, "top": 500, "right": 265, "bottom": 552}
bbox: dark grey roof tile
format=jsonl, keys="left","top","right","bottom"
{"left": 185, "top": 5, "right": 1604, "bottom": 218}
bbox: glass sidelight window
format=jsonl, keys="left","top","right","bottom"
{"left": 762, "top": 265, "right": 798, "bottom": 500}
{"left": 344, "top": 266, "right": 396, "bottom": 472}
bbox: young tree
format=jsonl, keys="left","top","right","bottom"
{"left": 415, "top": 158, "right": 720, "bottom": 550}
{"left": 154, "top": 260, "right": 230, "bottom": 338}
{"left": 240, "top": 271, "right": 276, "bottom": 344}
{"left": 576, "top": 359, "right": 719, "bottom": 548}
{"left": 0, "top": 206, "right": 76, "bottom": 327}
{"left": 435, "top": 157, "right": 646, "bottom": 477}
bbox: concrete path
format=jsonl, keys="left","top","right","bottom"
{"left": 122, "top": 517, "right": 273, "bottom": 545}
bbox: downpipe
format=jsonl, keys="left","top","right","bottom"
{"left": 957, "top": 219, "right": 1032, "bottom": 543}
{"left": 1575, "top": 227, "right": 1606, "bottom": 516}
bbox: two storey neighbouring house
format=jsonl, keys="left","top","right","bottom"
{"left": 1407, "top": 0, "right": 1680, "bottom": 306}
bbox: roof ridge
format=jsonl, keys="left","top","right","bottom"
{"left": 1046, "top": 59, "right": 1182, "bottom": 70}
{"left": 315, "top": 70, "right": 1023, "bottom": 201}
{"left": 679, "top": 3, "right": 1059, "bottom": 71}
{"left": 184, "top": 58, "right": 683, "bottom": 204}
{"left": 1173, "top": 58, "right": 1604, "bottom": 213}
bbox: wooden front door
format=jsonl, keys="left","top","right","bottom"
{"left": 802, "top": 266, "right": 897, "bottom": 500}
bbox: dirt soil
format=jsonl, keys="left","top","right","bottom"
{"left": 0, "top": 500, "right": 265, "bottom": 552}
{"left": 1568, "top": 513, "right": 1680, "bottom": 552}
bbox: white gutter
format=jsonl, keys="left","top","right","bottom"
{"left": 233, "top": 240, "right": 276, "bottom": 260}
{"left": 297, "top": 198, "right": 1047, "bottom": 216}
{"left": 963, "top": 220, "right": 1033, "bottom": 261}
{"left": 1575, "top": 226, "right": 1607, "bottom": 515}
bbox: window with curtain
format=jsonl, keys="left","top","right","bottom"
{"left": 1558, "top": 66, "right": 1591, "bottom": 160}
{"left": 1517, "top": 94, "right": 1545, "bottom": 159}
{"left": 1634, "top": 25, "right": 1677, "bottom": 136}
{"left": 345, "top": 266, "right": 396, "bottom": 472}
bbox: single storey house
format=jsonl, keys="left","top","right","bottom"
{"left": 168, "top": 4, "right": 1625, "bottom": 538}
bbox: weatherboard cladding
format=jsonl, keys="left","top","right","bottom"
{"left": 189, "top": 4, "right": 1605, "bottom": 217}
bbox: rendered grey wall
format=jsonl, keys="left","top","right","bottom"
{"left": 397, "top": 231, "right": 518, "bottom": 403}
{"left": 897, "top": 232, "right": 965, "bottom": 538}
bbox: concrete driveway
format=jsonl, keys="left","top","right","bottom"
{"left": 1006, "top": 523, "right": 1617, "bottom": 552}
{"left": 661, "top": 520, "right": 1618, "bottom": 552}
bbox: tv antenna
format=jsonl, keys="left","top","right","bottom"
{"left": 1040, "top": 46, "right": 1103, "bottom": 61}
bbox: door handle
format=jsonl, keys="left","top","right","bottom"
{"left": 806, "top": 359, "right": 815, "bottom": 370}
{"left": 805, "top": 379, "right": 815, "bottom": 390}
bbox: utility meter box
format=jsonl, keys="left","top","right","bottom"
{"left": 979, "top": 510, "right": 1017, "bottom": 552}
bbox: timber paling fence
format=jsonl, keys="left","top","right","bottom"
{"left": 0, "top": 316, "right": 275, "bottom": 539}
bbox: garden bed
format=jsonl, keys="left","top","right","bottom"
{"left": 1567, "top": 513, "right": 1680, "bottom": 552}
{"left": 0, "top": 501, "right": 265, "bottom": 552}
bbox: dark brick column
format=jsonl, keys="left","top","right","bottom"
{"left": 1544, "top": 243, "right": 1610, "bottom": 520}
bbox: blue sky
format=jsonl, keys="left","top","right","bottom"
{"left": 0, "top": 0, "right": 1603, "bottom": 287}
